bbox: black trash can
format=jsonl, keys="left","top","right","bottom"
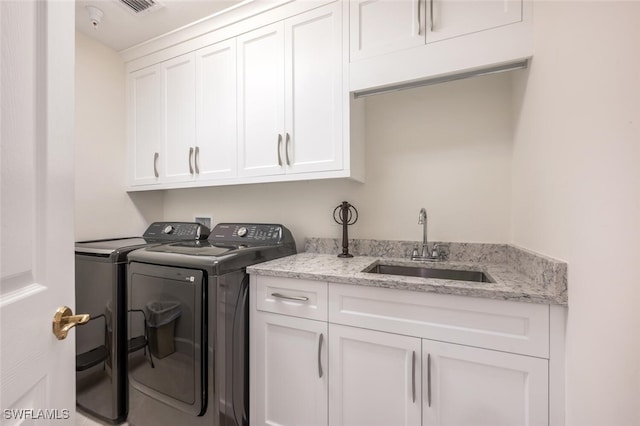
{"left": 146, "top": 301, "right": 182, "bottom": 359}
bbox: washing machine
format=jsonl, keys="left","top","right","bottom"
{"left": 125, "top": 223, "right": 296, "bottom": 426}
{"left": 74, "top": 222, "right": 210, "bottom": 424}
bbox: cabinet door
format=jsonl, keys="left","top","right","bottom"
{"left": 128, "top": 65, "right": 162, "bottom": 185}
{"left": 423, "top": 340, "right": 548, "bottom": 426}
{"left": 251, "top": 311, "right": 327, "bottom": 426}
{"left": 237, "top": 22, "right": 285, "bottom": 177}
{"left": 426, "top": 0, "right": 522, "bottom": 44}
{"left": 284, "top": 2, "right": 343, "bottom": 174}
{"left": 350, "top": 0, "right": 425, "bottom": 61}
{"left": 196, "top": 40, "right": 237, "bottom": 180}
{"left": 329, "top": 324, "right": 421, "bottom": 426}
{"left": 161, "top": 53, "right": 196, "bottom": 182}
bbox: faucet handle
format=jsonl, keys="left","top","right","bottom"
{"left": 432, "top": 243, "right": 450, "bottom": 261}
{"left": 411, "top": 243, "right": 420, "bottom": 259}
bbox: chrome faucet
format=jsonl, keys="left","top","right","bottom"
{"left": 411, "top": 208, "right": 448, "bottom": 261}
{"left": 418, "top": 208, "right": 429, "bottom": 258}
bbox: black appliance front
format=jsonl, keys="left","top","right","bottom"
{"left": 74, "top": 222, "right": 209, "bottom": 424}
{"left": 126, "top": 263, "right": 249, "bottom": 426}
{"left": 75, "top": 253, "right": 128, "bottom": 424}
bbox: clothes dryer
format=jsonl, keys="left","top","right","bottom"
{"left": 126, "top": 223, "right": 296, "bottom": 426}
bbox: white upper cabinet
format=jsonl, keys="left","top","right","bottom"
{"left": 195, "top": 39, "right": 238, "bottom": 180}
{"left": 285, "top": 3, "right": 343, "bottom": 174}
{"left": 125, "top": 0, "right": 367, "bottom": 191}
{"left": 426, "top": 0, "right": 523, "bottom": 44}
{"left": 350, "top": 0, "right": 424, "bottom": 61}
{"left": 128, "top": 65, "right": 162, "bottom": 186}
{"left": 238, "top": 2, "right": 344, "bottom": 178}
{"left": 162, "top": 53, "right": 196, "bottom": 182}
{"left": 350, "top": 0, "right": 523, "bottom": 61}
{"left": 237, "top": 22, "right": 286, "bottom": 178}
{"left": 349, "top": 0, "right": 532, "bottom": 92}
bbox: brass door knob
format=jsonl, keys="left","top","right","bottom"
{"left": 52, "top": 306, "right": 90, "bottom": 340}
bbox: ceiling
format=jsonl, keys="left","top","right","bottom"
{"left": 76, "top": 0, "right": 245, "bottom": 52}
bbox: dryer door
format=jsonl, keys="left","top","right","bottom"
{"left": 128, "top": 262, "right": 207, "bottom": 416}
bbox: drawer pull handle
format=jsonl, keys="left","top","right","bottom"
{"left": 285, "top": 132, "right": 291, "bottom": 166}
{"left": 318, "top": 333, "right": 324, "bottom": 378}
{"left": 153, "top": 152, "right": 159, "bottom": 178}
{"left": 189, "top": 147, "right": 194, "bottom": 174}
{"left": 430, "top": 0, "right": 435, "bottom": 32}
{"left": 417, "top": 0, "right": 421, "bottom": 36}
{"left": 412, "top": 350, "right": 416, "bottom": 403}
{"left": 427, "top": 353, "right": 432, "bottom": 407}
{"left": 271, "top": 293, "right": 309, "bottom": 302}
{"left": 277, "top": 134, "right": 283, "bottom": 167}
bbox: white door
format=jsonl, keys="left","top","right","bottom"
{"left": 162, "top": 53, "right": 196, "bottom": 182}
{"left": 195, "top": 39, "right": 238, "bottom": 180}
{"left": 350, "top": 0, "right": 425, "bottom": 61}
{"left": 329, "top": 324, "right": 422, "bottom": 426}
{"left": 128, "top": 65, "right": 162, "bottom": 185}
{"left": 422, "top": 339, "right": 548, "bottom": 426}
{"left": 426, "top": 0, "right": 522, "bottom": 44}
{"left": 237, "top": 22, "right": 285, "bottom": 177}
{"left": 1, "top": 0, "right": 77, "bottom": 422}
{"left": 251, "top": 311, "right": 327, "bottom": 426}
{"left": 284, "top": 2, "right": 343, "bottom": 174}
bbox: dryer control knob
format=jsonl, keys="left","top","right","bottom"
{"left": 163, "top": 225, "right": 175, "bottom": 234}
{"left": 237, "top": 227, "right": 248, "bottom": 237}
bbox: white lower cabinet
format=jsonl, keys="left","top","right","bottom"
{"left": 328, "top": 324, "right": 548, "bottom": 426}
{"left": 251, "top": 311, "right": 328, "bottom": 426}
{"left": 423, "top": 339, "right": 548, "bottom": 426}
{"left": 250, "top": 276, "right": 553, "bottom": 426}
{"left": 328, "top": 324, "right": 422, "bottom": 426}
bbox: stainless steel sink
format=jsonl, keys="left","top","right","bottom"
{"left": 364, "top": 264, "right": 494, "bottom": 283}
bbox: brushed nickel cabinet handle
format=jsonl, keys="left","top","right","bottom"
{"left": 318, "top": 333, "right": 324, "bottom": 378}
{"left": 412, "top": 351, "right": 416, "bottom": 403}
{"left": 194, "top": 146, "right": 200, "bottom": 174}
{"left": 427, "top": 353, "right": 432, "bottom": 407}
{"left": 417, "top": 0, "right": 421, "bottom": 35}
{"left": 430, "top": 0, "right": 434, "bottom": 32}
{"left": 189, "top": 147, "right": 194, "bottom": 174}
{"left": 153, "top": 152, "right": 159, "bottom": 178}
{"left": 271, "top": 293, "right": 309, "bottom": 302}
{"left": 277, "top": 134, "right": 283, "bottom": 167}
{"left": 285, "top": 133, "right": 291, "bottom": 166}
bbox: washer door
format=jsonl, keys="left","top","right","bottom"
{"left": 128, "top": 262, "right": 206, "bottom": 416}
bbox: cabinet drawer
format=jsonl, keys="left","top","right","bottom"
{"left": 255, "top": 275, "right": 328, "bottom": 321}
{"left": 328, "top": 283, "right": 549, "bottom": 358}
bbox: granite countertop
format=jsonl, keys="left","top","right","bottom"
{"left": 247, "top": 239, "right": 568, "bottom": 305}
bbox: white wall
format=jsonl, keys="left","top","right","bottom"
{"left": 75, "top": 32, "right": 163, "bottom": 240}
{"left": 511, "top": 2, "right": 640, "bottom": 425}
{"left": 163, "top": 72, "right": 514, "bottom": 250}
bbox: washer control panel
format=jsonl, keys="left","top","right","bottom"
{"left": 143, "top": 222, "right": 210, "bottom": 240}
{"left": 210, "top": 223, "right": 284, "bottom": 244}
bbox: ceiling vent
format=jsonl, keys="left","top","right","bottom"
{"left": 117, "top": 0, "right": 163, "bottom": 15}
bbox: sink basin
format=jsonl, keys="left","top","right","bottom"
{"left": 364, "top": 264, "right": 494, "bottom": 283}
